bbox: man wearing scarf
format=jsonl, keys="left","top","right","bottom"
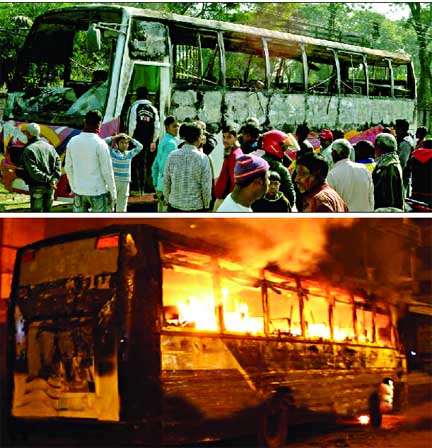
{"left": 65, "top": 110, "right": 116, "bottom": 212}
{"left": 373, "top": 133, "right": 404, "bottom": 211}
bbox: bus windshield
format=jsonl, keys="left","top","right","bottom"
{"left": 7, "top": 8, "right": 122, "bottom": 126}
{"left": 12, "top": 234, "right": 121, "bottom": 420}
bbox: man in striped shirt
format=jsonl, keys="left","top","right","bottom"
{"left": 105, "top": 133, "right": 143, "bottom": 212}
{"left": 163, "top": 123, "right": 212, "bottom": 212}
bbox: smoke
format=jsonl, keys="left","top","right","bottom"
{"left": 216, "top": 217, "right": 358, "bottom": 274}
{"left": 143, "top": 217, "right": 357, "bottom": 276}
{"left": 36, "top": 217, "right": 359, "bottom": 276}
{"left": 19, "top": 217, "right": 420, "bottom": 291}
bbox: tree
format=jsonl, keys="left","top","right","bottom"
{"left": 406, "top": 2, "right": 432, "bottom": 127}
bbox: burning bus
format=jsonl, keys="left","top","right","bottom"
{"left": 5, "top": 224, "right": 407, "bottom": 446}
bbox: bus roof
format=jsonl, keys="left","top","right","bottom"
{"left": 36, "top": 3, "right": 412, "bottom": 65}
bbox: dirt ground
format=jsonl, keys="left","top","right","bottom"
{"left": 0, "top": 182, "right": 30, "bottom": 211}
{"left": 286, "top": 401, "right": 432, "bottom": 448}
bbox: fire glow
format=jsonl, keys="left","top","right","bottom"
{"left": 174, "top": 288, "right": 264, "bottom": 334}
{"left": 358, "top": 415, "right": 370, "bottom": 425}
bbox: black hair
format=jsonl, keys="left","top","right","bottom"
{"left": 332, "top": 128, "right": 344, "bottom": 140}
{"left": 354, "top": 139, "right": 375, "bottom": 160}
{"left": 164, "top": 115, "right": 177, "bottom": 127}
{"left": 136, "top": 86, "right": 149, "bottom": 99}
{"left": 295, "top": 123, "right": 310, "bottom": 141}
{"left": 222, "top": 125, "right": 238, "bottom": 137}
{"left": 181, "top": 122, "right": 203, "bottom": 144}
{"left": 395, "top": 119, "right": 410, "bottom": 132}
{"left": 85, "top": 110, "right": 102, "bottom": 126}
{"left": 296, "top": 151, "right": 329, "bottom": 181}
{"left": 416, "top": 126, "right": 429, "bottom": 139}
{"left": 423, "top": 138, "right": 432, "bottom": 149}
{"left": 269, "top": 171, "right": 281, "bottom": 182}
{"left": 241, "top": 123, "right": 260, "bottom": 139}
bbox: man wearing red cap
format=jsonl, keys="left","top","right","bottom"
{"left": 217, "top": 154, "right": 270, "bottom": 212}
{"left": 319, "top": 129, "right": 334, "bottom": 169}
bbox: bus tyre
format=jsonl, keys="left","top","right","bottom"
{"left": 258, "top": 401, "right": 288, "bottom": 448}
{"left": 369, "top": 391, "right": 382, "bottom": 427}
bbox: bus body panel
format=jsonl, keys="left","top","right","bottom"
{"left": 1, "top": 119, "right": 119, "bottom": 197}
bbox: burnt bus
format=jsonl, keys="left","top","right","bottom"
{"left": 5, "top": 225, "right": 407, "bottom": 447}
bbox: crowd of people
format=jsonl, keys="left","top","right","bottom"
{"left": 20, "top": 95, "right": 431, "bottom": 213}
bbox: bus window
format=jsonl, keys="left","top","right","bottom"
{"left": 356, "top": 305, "right": 374, "bottom": 343}
{"left": 267, "top": 288, "right": 302, "bottom": 336}
{"left": 11, "top": 14, "right": 119, "bottom": 124}
{"left": 375, "top": 310, "right": 392, "bottom": 346}
{"left": 270, "top": 57, "right": 304, "bottom": 93}
{"left": 340, "top": 54, "right": 367, "bottom": 95}
{"left": 393, "top": 63, "right": 414, "bottom": 98}
{"left": 160, "top": 244, "right": 216, "bottom": 331}
{"left": 171, "top": 26, "right": 221, "bottom": 87}
{"left": 307, "top": 58, "right": 337, "bottom": 95}
{"left": 129, "top": 20, "right": 167, "bottom": 61}
{"left": 162, "top": 264, "right": 217, "bottom": 331}
{"left": 368, "top": 62, "right": 391, "bottom": 97}
{"left": 303, "top": 290, "right": 330, "bottom": 339}
{"left": 220, "top": 275, "right": 264, "bottom": 335}
{"left": 332, "top": 295, "right": 355, "bottom": 341}
{"left": 224, "top": 33, "right": 266, "bottom": 89}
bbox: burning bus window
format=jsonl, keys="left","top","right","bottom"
{"left": 267, "top": 288, "right": 302, "bottom": 337}
{"left": 356, "top": 305, "right": 374, "bottom": 343}
{"left": 303, "top": 291, "right": 330, "bottom": 340}
{"left": 332, "top": 294, "right": 355, "bottom": 341}
{"left": 375, "top": 311, "right": 392, "bottom": 346}
{"left": 162, "top": 265, "right": 217, "bottom": 331}
{"left": 220, "top": 276, "right": 264, "bottom": 335}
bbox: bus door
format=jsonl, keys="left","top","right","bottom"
{"left": 124, "top": 61, "right": 171, "bottom": 137}
{"left": 121, "top": 19, "right": 171, "bottom": 138}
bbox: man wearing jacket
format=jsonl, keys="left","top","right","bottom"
{"left": 22, "top": 123, "right": 61, "bottom": 212}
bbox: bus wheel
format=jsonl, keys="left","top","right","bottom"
{"left": 369, "top": 391, "right": 382, "bottom": 427}
{"left": 257, "top": 400, "right": 288, "bottom": 448}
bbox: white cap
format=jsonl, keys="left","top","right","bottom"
{"left": 26, "top": 123, "right": 40, "bottom": 137}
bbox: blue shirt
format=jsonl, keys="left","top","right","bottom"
{"left": 105, "top": 137, "right": 143, "bottom": 183}
{"left": 151, "top": 133, "right": 178, "bottom": 191}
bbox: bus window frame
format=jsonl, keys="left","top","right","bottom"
{"left": 159, "top": 249, "right": 397, "bottom": 349}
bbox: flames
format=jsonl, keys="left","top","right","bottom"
{"left": 164, "top": 282, "right": 356, "bottom": 339}
{"left": 222, "top": 288, "right": 264, "bottom": 334}
{"left": 178, "top": 294, "right": 218, "bottom": 331}
{"left": 169, "top": 287, "right": 264, "bottom": 334}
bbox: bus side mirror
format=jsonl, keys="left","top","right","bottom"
{"left": 87, "top": 24, "right": 101, "bottom": 53}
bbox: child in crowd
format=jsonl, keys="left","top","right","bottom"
{"left": 252, "top": 171, "right": 291, "bottom": 212}
{"left": 105, "top": 133, "right": 143, "bottom": 212}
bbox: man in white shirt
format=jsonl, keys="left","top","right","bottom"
{"left": 327, "top": 138, "right": 374, "bottom": 212}
{"left": 65, "top": 110, "right": 116, "bottom": 212}
{"left": 217, "top": 154, "right": 270, "bottom": 213}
